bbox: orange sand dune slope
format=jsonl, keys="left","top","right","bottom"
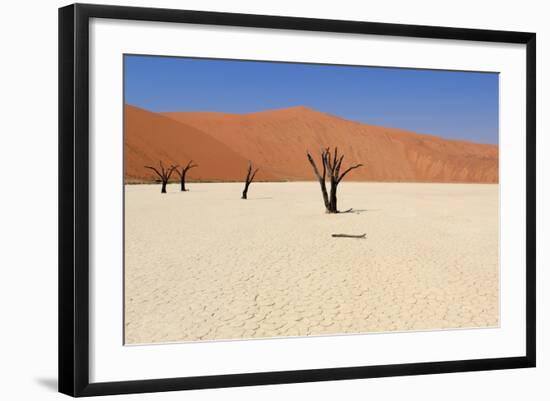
{"left": 162, "top": 106, "right": 499, "bottom": 183}
{"left": 124, "top": 105, "right": 276, "bottom": 182}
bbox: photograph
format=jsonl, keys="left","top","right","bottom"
{"left": 123, "top": 55, "right": 500, "bottom": 345}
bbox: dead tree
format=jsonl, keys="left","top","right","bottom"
{"left": 174, "top": 160, "right": 198, "bottom": 191}
{"left": 306, "top": 147, "right": 363, "bottom": 213}
{"left": 241, "top": 162, "right": 259, "bottom": 199}
{"left": 144, "top": 161, "right": 177, "bottom": 193}
{"left": 332, "top": 233, "right": 366, "bottom": 239}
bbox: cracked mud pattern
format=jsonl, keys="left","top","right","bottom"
{"left": 124, "top": 182, "right": 499, "bottom": 344}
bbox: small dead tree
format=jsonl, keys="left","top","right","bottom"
{"left": 306, "top": 147, "right": 363, "bottom": 213}
{"left": 241, "top": 162, "right": 259, "bottom": 199}
{"left": 144, "top": 161, "right": 177, "bottom": 193}
{"left": 174, "top": 160, "right": 198, "bottom": 192}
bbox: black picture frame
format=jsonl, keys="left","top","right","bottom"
{"left": 59, "top": 3, "right": 536, "bottom": 397}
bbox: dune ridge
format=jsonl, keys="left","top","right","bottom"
{"left": 124, "top": 104, "right": 498, "bottom": 183}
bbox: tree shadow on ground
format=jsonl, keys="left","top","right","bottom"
{"left": 339, "top": 208, "right": 382, "bottom": 214}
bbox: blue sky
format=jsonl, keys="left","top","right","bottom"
{"left": 124, "top": 55, "right": 499, "bottom": 144}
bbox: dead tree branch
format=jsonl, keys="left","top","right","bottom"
{"left": 307, "top": 147, "right": 363, "bottom": 213}
{"left": 144, "top": 161, "right": 177, "bottom": 193}
{"left": 241, "top": 162, "right": 259, "bottom": 199}
{"left": 331, "top": 233, "right": 366, "bottom": 239}
{"left": 174, "top": 160, "right": 198, "bottom": 191}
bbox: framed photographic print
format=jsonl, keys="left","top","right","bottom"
{"left": 58, "top": 3, "right": 536, "bottom": 397}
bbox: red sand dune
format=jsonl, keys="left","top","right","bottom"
{"left": 161, "top": 106, "right": 498, "bottom": 183}
{"left": 124, "top": 105, "right": 276, "bottom": 182}
{"left": 124, "top": 104, "right": 498, "bottom": 183}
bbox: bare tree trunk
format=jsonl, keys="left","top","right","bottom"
{"left": 332, "top": 233, "right": 366, "bottom": 238}
{"left": 242, "top": 162, "right": 259, "bottom": 200}
{"left": 328, "top": 178, "right": 338, "bottom": 213}
{"left": 180, "top": 170, "right": 187, "bottom": 192}
{"left": 314, "top": 172, "right": 330, "bottom": 210}
{"left": 307, "top": 152, "right": 329, "bottom": 211}
{"left": 307, "top": 148, "right": 362, "bottom": 213}
{"left": 174, "top": 160, "right": 198, "bottom": 192}
{"left": 318, "top": 174, "right": 330, "bottom": 211}
{"left": 241, "top": 182, "right": 250, "bottom": 199}
{"left": 145, "top": 162, "right": 177, "bottom": 194}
